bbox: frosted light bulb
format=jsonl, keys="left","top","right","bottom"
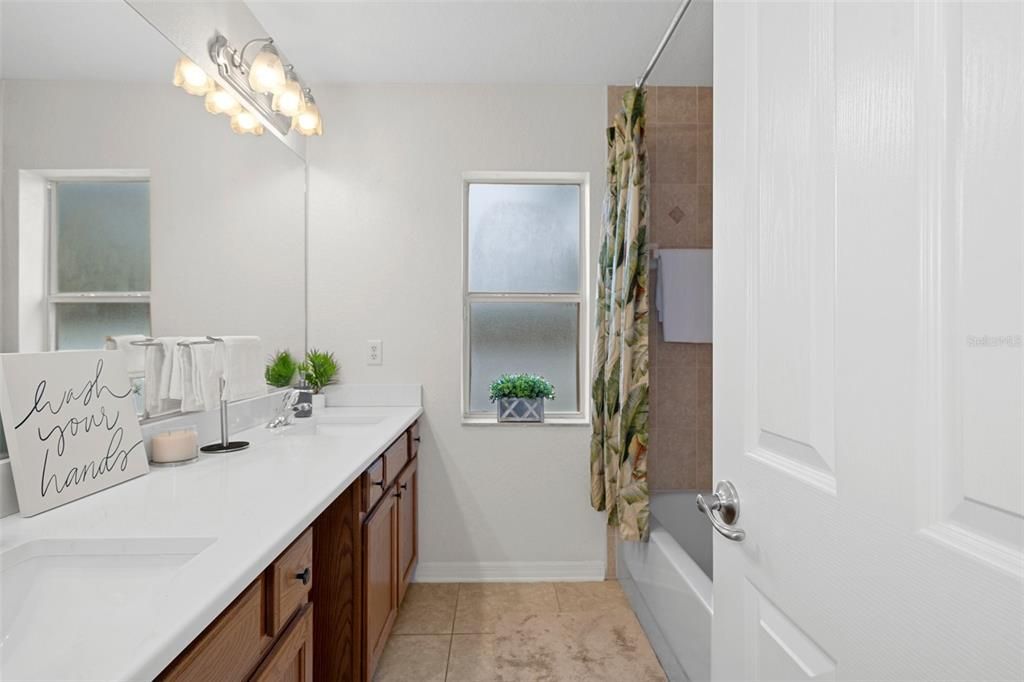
{"left": 173, "top": 57, "right": 213, "bottom": 96}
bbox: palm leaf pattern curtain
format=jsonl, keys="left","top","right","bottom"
{"left": 591, "top": 88, "right": 651, "bottom": 542}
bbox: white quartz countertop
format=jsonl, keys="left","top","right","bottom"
{"left": 0, "top": 405, "right": 423, "bottom": 681}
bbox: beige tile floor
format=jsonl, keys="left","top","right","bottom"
{"left": 374, "top": 581, "right": 667, "bottom": 682}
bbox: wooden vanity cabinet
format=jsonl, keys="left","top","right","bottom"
{"left": 159, "top": 529, "right": 313, "bottom": 682}
{"left": 162, "top": 421, "right": 421, "bottom": 682}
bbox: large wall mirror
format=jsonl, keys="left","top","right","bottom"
{"left": 0, "top": 1, "right": 307, "bottom": 441}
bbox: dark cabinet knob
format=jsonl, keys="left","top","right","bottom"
{"left": 295, "top": 567, "right": 311, "bottom": 585}
{"left": 372, "top": 479, "right": 385, "bottom": 489}
{"left": 400, "top": 483, "right": 408, "bottom": 490}
{"left": 413, "top": 437, "right": 421, "bottom": 442}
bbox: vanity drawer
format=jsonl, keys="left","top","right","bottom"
{"left": 268, "top": 528, "right": 313, "bottom": 637}
{"left": 409, "top": 421, "right": 420, "bottom": 460}
{"left": 160, "top": 576, "right": 271, "bottom": 681}
{"left": 362, "top": 456, "right": 386, "bottom": 512}
{"left": 383, "top": 433, "right": 409, "bottom": 488}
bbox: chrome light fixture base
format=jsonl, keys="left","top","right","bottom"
{"left": 208, "top": 33, "right": 292, "bottom": 136}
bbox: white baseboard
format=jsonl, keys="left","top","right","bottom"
{"left": 413, "top": 560, "right": 606, "bottom": 583}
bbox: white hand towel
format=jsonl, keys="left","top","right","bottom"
{"left": 190, "top": 342, "right": 223, "bottom": 410}
{"left": 167, "top": 338, "right": 204, "bottom": 402}
{"left": 657, "top": 249, "right": 713, "bottom": 343}
{"left": 105, "top": 335, "right": 147, "bottom": 376}
{"left": 144, "top": 338, "right": 182, "bottom": 416}
{"left": 157, "top": 337, "right": 180, "bottom": 400}
{"left": 218, "top": 336, "right": 266, "bottom": 402}
{"left": 170, "top": 338, "right": 219, "bottom": 413}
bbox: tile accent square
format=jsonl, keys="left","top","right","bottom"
{"left": 655, "top": 87, "right": 698, "bottom": 124}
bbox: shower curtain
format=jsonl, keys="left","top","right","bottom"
{"left": 590, "top": 87, "right": 651, "bottom": 542}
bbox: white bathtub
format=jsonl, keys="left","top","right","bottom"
{"left": 618, "top": 491, "right": 713, "bottom": 682}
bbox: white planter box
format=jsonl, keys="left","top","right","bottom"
{"left": 497, "top": 397, "right": 545, "bottom": 423}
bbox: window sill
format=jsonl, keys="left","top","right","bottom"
{"left": 461, "top": 415, "right": 591, "bottom": 427}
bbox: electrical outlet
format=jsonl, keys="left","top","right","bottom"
{"left": 367, "top": 339, "right": 382, "bottom": 365}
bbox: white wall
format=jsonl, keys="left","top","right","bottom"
{"left": 1, "top": 80, "right": 306, "bottom": 355}
{"left": 309, "top": 84, "right": 608, "bottom": 579}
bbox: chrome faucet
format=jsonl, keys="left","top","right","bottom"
{"left": 267, "top": 389, "right": 313, "bottom": 429}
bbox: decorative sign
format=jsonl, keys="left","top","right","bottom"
{"left": 0, "top": 351, "right": 149, "bottom": 516}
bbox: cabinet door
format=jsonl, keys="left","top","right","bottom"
{"left": 396, "top": 458, "right": 418, "bottom": 605}
{"left": 362, "top": 489, "right": 397, "bottom": 679}
{"left": 160, "top": 577, "right": 271, "bottom": 682}
{"left": 249, "top": 603, "right": 313, "bottom": 682}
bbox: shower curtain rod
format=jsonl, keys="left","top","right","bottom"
{"left": 635, "top": 0, "right": 696, "bottom": 89}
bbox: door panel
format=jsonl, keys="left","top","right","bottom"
{"left": 396, "top": 459, "right": 418, "bottom": 604}
{"left": 743, "top": 582, "right": 836, "bottom": 682}
{"left": 249, "top": 604, "right": 313, "bottom": 682}
{"left": 363, "top": 491, "right": 397, "bottom": 679}
{"left": 715, "top": 1, "right": 1023, "bottom": 680}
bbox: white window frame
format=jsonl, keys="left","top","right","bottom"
{"left": 461, "top": 171, "right": 591, "bottom": 425}
{"left": 46, "top": 173, "right": 152, "bottom": 351}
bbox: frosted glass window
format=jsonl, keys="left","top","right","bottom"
{"left": 468, "top": 184, "right": 580, "bottom": 294}
{"left": 469, "top": 302, "right": 579, "bottom": 412}
{"left": 48, "top": 178, "right": 151, "bottom": 351}
{"left": 55, "top": 181, "right": 150, "bottom": 292}
{"left": 54, "top": 303, "right": 151, "bottom": 351}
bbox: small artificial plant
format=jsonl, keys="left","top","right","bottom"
{"left": 299, "top": 349, "right": 340, "bottom": 394}
{"left": 488, "top": 373, "right": 556, "bottom": 402}
{"left": 265, "top": 350, "right": 299, "bottom": 388}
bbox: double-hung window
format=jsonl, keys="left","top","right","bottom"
{"left": 462, "top": 173, "right": 588, "bottom": 422}
{"left": 48, "top": 178, "right": 151, "bottom": 350}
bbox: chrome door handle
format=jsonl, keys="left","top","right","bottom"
{"left": 696, "top": 481, "right": 746, "bottom": 542}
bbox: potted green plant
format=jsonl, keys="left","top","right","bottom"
{"left": 265, "top": 350, "right": 299, "bottom": 388}
{"left": 489, "top": 373, "right": 555, "bottom": 423}
{"left": 299, "top": 349, "right": 340, "bottom": 411}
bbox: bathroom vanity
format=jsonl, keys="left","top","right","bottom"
{"left": 156, "top": 418, "right": 421, "bottom": 682}
{"left": 0, "top": 404, "right": 422, "bottom": 682}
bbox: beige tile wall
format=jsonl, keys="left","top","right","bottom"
{"left": 608, "top": 85, "right": 713, "bottom": 492}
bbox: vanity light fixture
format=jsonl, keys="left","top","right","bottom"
{"left": 172, "top": 56, "right": 213, "bottom": 96}
{"left": 173, "top": 35, "right": 323, "bottom": 138}
{"left": 208, "top": 33, "right": 324, "bottom": 137}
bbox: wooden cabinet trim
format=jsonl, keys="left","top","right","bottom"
{"left": 360, "top": 456, "right": 385, "bottom": 513}
{"left": 361, "top": 488, "right": 398, "bottom": 680}
{"left": 396, "top": 457, "right": 418, "bottom": 605}
{"left": 268, "top": 528, "right": 313, "bottom": 637}
{"left": 159, "top": 576, "right": 272, "bottom": 682}
{"left": 249, "top": 603, "right": 314, "bottom": 682}
{"left": 382, "top": 434, "right": 409, "bottom": 489}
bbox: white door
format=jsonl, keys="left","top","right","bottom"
{"left": 713, "top": 1, "right": 1023, "bottom": 680}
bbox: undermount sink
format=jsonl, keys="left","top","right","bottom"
{"left": 319, "top": 415, "right": 386, "bottom": 425}
{"left": 0, "top": 537, "right": 214, "bottom": 677}
{"left": 276, "top": 415, "right": 386, "bottom": 436}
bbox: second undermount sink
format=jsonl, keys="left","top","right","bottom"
{"left": 276, "top": 414, "right": 386, "bottom": 436}
{"left": 0, "top": 537, "right": 215, "bottom": 678}
{"left": 319, "top": 415, "right": 386, "bottom": 425}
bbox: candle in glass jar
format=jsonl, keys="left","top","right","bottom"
{"left": 151, "top": 429, "right": 198, "bottom": 463}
